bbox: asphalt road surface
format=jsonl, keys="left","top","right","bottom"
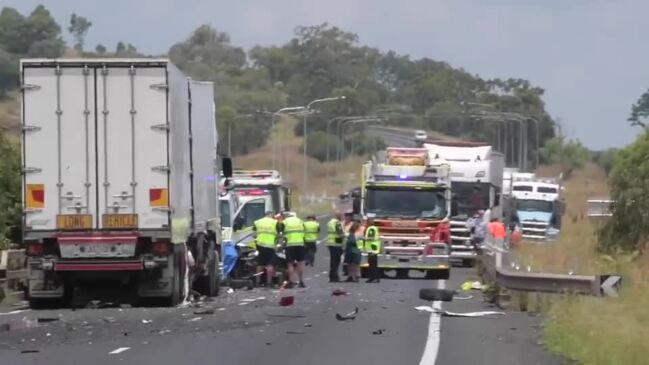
{"left": 0, "top": 240, "right": 562, "bottom": 364}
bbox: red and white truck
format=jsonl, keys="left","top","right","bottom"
{"left": 21, "top": 58, "right": 232, "bottom": 307}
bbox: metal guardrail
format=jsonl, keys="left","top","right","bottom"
{"left": 479, "top": 243, "right": 620, "bottom": 297}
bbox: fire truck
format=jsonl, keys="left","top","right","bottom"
{"left": 358, "top": 147, "right": 452, "bottom": 279}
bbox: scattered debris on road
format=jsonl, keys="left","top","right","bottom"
{"left": 21, "top": 350, "right": 39, "bottom": 354}
{"left": 332, "top": 288, "right": 348, "bottom": 296}
{"left": 279, "top": 296, "right": 294, "bottom": 307}
{"left": 372, "top": 329, "right": 387, "bottom": 335}
{"left": 141, "top": 319, "right": 152, "bottom": 324}
{"left": 108, "top": 347, "right": 130, "bottom": 355}
{"left": 461, "top": 281, "right": 484, "bottom": 291}
{"left": 188, "top": 317, "right": 202, "bottom": 322}
{"left": 0, "top": 309, "right": 30, "bottom": 316}
{"left": 414, "top": 306, "right": 505, "bottom": 318}
{"left": 193, "top": 309, "right": 215, "bottom": 315}
{"left": 37, "top": 317, "right": 60, "bottom": 324}
{"left": 304, "top": 323, "right": 312, "bottom": 328}
{"left": 335, "top": 307, "right": 359, "bottom": 321}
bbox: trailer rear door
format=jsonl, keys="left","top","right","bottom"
{"left": 96, "top": 66, "right": 169, "bottom": 230}
{"left": 23, "top": 62, "right": 170, "bottom": 233}
{"left": 23, "top": 65, "right": 98, "bottom": 232}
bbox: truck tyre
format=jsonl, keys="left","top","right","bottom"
{"left": 462, "top": 259, "right": 474, "bottom": 268}
{"left": 206, "top": 250, "right": 220, "bottom": 297}
{"left": 396, "top": 269, "right": 409, "bottom": 279}
{"left": 167, "top": 252, "right": 182, "bottom": 306}
{"left": 360, "top": 267, "right": 369, "bottom": 278}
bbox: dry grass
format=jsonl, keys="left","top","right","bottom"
{"left": 544, "top": 259, "right": 649, "bottom": 364}
{"left": 511, "top": 164, "right": 609, "bottom": 274}
{"left": 518, "top": 164, "right": 649, "bottom": 363}
{"left": 0, "top": 94, "right": 21, "bottom": 140}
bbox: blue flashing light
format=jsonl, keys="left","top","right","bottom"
{"left": 399, "top": 173, "right": 408, "bottom": 179}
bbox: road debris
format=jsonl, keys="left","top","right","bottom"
{"left": 226, "top": 288, "right": 235, "bottom": 294}
{"left": 335, "top": 307, "right": 359, "bottom": 321}
{"left": 266, "top": 313, "right": 306, "bottom": 319}
{"left": 332, "top": 288, "right": 348, "bottom": 296}
{"left": 193, "top": 309, "right": 215, "bottom": 315}
{"left": 453, "top": 295, "right": 473, "bottom": 300}
{"left": 372, "top": 329, "right": 387, "bottom": 335}
{"left": 21, "top": 350, "right": 39, "bottom": 354}
{"left": 188, "top": 317, "right": 202, "bottom": 322}
{"left": 37, "top": 317, "right": 60, "bottom": 324}
{"left": 461, "top": 281, "right": 484, "bottom": 291}
{"left": 286, "top": 330, "right": 305, "bottom": 334}
{"left": 102, "top": 317, "right": 116, "bottom": 323}
{"left": 141, "top": 319, "right": 152, "bottom": 324}
{"left": 419, "top": 288, "right": 455, "bottom": 302}
{"left": 279, "top": 296, "right": 294, "bottom": 307}
{"left": 304, "top": 323, "right": 312, "bottom": 328}
{"left": 413, "top": 306, "right": 505, "bottom": 317}
{"left": 108, "top": 347, "right": 130, "bottom": 355}
{"left": 0, "top": 309, "right": 30, "bottom": 316}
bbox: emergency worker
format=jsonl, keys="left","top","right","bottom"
{"left": 283, "top": 212, "right": 307, "bottom": 288}
{"left": 326, "top": 214, "right": 345, "bottom": 282}
{"left": 303, "top": 216, "right": 320, "bottom": 267}
{"left": 253, "top": 211, "right": 279, "bottom": 287}
{"left": 364, "top": 218, "right": 382, "bottom": 283}
{"left": 344, "top": 222, "right": 362, "bottom": 282}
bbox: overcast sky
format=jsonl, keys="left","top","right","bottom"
{"left": 5, "top": 0, "right": 647, "bottom": 149}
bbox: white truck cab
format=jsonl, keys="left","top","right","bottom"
{"left": 510, "top": 177, "right": 563, "bottom": 240}
{"left": 423, "top": 141, "right": 504, "bottom": 264}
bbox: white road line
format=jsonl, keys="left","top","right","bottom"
{"left": 419, "top": 279, "right": 445, "bottom": 365}
{"left": 0, "top": 309, "right": 30, "bottom": 316}
{"left": 109, "top": 347, "right": 130, "bottom": 355}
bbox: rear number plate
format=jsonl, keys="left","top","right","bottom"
{"left": 103, "top": 214, "right": 138, "bottom": 229}
{"left": 56, "top": 214, "right": 92, "bottom": 230}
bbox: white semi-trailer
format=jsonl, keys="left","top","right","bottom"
{"left": 21, "top": 59, "right": 231, "bottom": 307}
{"left": 424, "top": 141, "right": 505, "bottom": 265}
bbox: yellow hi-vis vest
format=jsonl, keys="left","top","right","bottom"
{"left": 283, "top": 216, "right": 305, "bottom": 247}
{"left": 304, "top": 220, "right": 320, "bottom": 242}
{"left": 254, "top": 217, "right": 278, "bottom": 249}
{"left": 364, "top": 225, "right": 381, "bottom": 254}
{"left": 327, "top": 219, "right": 343, "bottom": 246}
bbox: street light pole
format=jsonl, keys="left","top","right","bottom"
{"left": 339, "top": 118, "right": 383, "bottom": 161}
{"left": 300, "top": 96, "right": 345, "bottom": 198}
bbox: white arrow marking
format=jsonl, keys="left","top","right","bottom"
{"left": 601, "top": 276, "right": 621, "bottom": 298}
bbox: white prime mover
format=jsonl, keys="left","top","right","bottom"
{"left": 510, "top": 175, "right": 563, "bottom": 240}
{"left": 423, "top": 141, "right": 504, "bottom": 264}
{"left": 21, "top": 59, "right": 230, "bottom": 307}
{"left": 231, "top": 170, "right": 291, "bottom": 223}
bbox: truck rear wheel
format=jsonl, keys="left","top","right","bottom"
{"left": 360, "top": 267, "right": 369, "bottom": 278}
{"left": 167, "top": 252, "right": 183, "bottom": 306}
{"left": 205, "top": 250, "right": 220, "bottom": 297}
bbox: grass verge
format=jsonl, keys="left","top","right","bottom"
{"left": 517, "top": 164, "right": 649, "bottom": 363}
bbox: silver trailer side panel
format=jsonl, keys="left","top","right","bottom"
{"left": 188, "top": 80, "right": 219, "bottom": 234}
{"left": 167, "top": 63, "right": 193, "bottom": 243}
